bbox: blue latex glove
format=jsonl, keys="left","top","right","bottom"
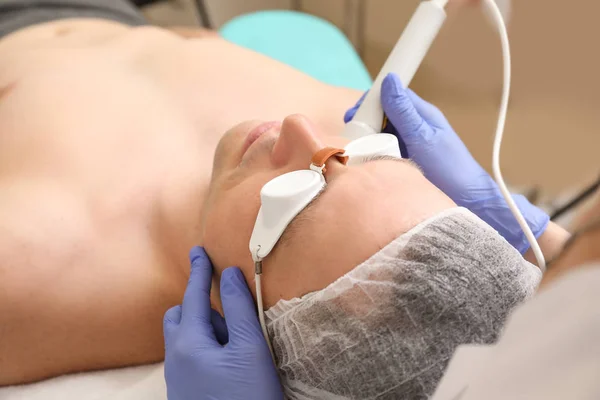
{"left": 163, "top": 247, "right": 283, "bottom": 400}
{"left": 345, "top": 73, "right": 549, "bottom": 254}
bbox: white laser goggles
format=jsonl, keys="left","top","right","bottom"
{"left": 249, "top": 133, "right": 401, "bottom": 358}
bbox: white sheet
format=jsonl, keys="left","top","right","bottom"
{"left": 0, "top": 363, "right": 167, "bottom": 400}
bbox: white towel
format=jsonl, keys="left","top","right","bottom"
{"left": 0, "top": 363, "right": 166, "bottom": 400}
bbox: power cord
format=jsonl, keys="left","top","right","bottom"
{"left": 551, "top": 175, "right": 600, "bottom": 221}
{"left": 484, "top": 0, "right": 547, "bottom": 271}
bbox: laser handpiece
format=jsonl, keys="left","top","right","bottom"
{"left": 342, "top": 0, "right": 449, "bottom": 140}
{"left": 343, "top": 0, "right": 547, "bottom": 270}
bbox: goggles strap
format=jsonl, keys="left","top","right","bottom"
{"left": 310, "top": 147, "right": 348, "bottom": 174}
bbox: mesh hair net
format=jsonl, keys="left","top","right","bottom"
{"left": 265, "top": 207, "right": 541, "bottom": 400}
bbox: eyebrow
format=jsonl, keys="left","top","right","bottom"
{"left": 276, "top": 155, "right": 419, "bottom": 249}
{"left": 277, "top": 187, "right": 325, "bottom": 249}
{"left": 362, "top": 154, "right": 422, "bottom": 171}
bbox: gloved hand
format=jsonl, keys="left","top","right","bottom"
{"left": 163, "top": 247, "right": 283, "bottom": 400}
{"left": 345, "top": 73, "right": 549, "bottom": 254}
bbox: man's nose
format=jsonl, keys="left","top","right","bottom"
{"left": 271, "top": 114, "right": 324, "bottom": 168}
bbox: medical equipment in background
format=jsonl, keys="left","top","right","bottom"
{"left": 342, "top": 0, "right": 547, "bottom": 270}
{"left": 550, "top": 175, "right": 600, "bottom": 221}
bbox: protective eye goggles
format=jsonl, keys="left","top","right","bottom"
{"left": 249, "top": 133, "right": 401, "bottom": 359}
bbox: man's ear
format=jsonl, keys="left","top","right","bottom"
{"left": 167, "top": 26, "right": 220, "bottom": 39}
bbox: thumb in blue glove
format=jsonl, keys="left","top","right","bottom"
{"left": 345, "top": 73, "right": 549, "bottom": 254}
{"left": 163, "top": 247, "right": 283, "bottom": 400}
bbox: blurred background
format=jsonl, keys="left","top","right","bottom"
{"left": 140, "top": 0, "right": 598, "bottom": 219}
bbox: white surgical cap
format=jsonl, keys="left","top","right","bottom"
{"left": 265, "top": 207, "right": 541, "bottom": 400}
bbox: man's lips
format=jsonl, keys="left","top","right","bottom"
{"left": 241, "top": 121, "right": 281, "bottom": 156}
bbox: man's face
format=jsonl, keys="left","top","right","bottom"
{"left": 202, "top": 115, "right": 456, "bottom": 308}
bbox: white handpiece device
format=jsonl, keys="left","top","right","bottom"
{"left": 342, "top": 0, "right": 449, "bottom": 140}
{"left": 341, "top": 0, "right": 545, "bottom": 271}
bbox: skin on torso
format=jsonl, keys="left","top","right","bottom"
{"left": 0, "top": 19, "right": 359, "bottom": 384}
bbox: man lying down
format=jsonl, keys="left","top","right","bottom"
{"left": 0, "top": 0, "right": 556, "bottom": 394}
{"left": 187, "top": 119, "right": 542, "bottom": 399}
{"left": 0, "top": 0, "right": 360, "bottom": 386}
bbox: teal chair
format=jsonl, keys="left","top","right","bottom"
{"left": 219, "top": 10, "right": 372, "bottom": 91}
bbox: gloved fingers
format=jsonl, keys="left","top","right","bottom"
{"left": 181, "top": 247, "right": 214, "bottom": 336}
{"left": 343, "top": 104, "right": 358, "bottom": 124}
{"left": 220, "top": 267, "right": 265, "bottom": 345}
{"left": 405, "top": 89, "right": 449, "bottom": 127}
{"left": 381, "top": 73, "right": 432, "bottom": 142}
{"left": 343, "top": 91, "right": 368, "bottom": 123}
{"left": 380, "top": 119, "right": 410, "bottom": 158}
{"left": 510, "top": 194, "right": 551, "bottom": 254}
{"left": 164, "top": 305, "right": 182, "bottom": 326}
{"left": 211, "top": 308, "right": 229, "bottom": 345}
{"left": 163, "top": 305, "right": 182, "bottom": 346}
